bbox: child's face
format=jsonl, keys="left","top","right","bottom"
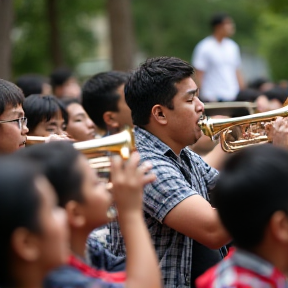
{"left": 77, "top": 155, "right": 113, "bottom": 230}
{"left": 0, "top": 104, "right": 29, "bottom": 154}
{"left": 33, "top": 176, "right": 69, "bottom": 271}
{"left": 66, "top": 103, "right": 97, "bottom": 141}
{"left": 29, "top": 110, "right": 66, "bottom": 137}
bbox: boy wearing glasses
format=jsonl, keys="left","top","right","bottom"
{"left": 0, "top": 79, "right": 29, "bottom": 154}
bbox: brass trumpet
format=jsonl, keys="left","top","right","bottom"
{"left": 26, "top": 127, "right": 135, "bottom": 169}
{"left": 198, "top": 105, "right": 288, "bottom": 152}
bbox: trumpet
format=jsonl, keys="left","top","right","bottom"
{"left": 198, "top": 104, "right": 288, "bottom": 152}
{"left": 26, "top": 127, "right": 135, "bottom": 169}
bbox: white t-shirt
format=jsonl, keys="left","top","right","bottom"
{"left": 192, "top": 36, "right": 241, "bottom": 102}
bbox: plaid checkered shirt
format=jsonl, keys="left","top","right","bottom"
{"left": 88, "top": 126, "right": 220, "bottom": 287}
{"left": 196, "top": 248, "right": 288, "bottom": 288}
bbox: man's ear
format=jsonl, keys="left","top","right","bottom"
{"left": 269, "top": 211, "right": 288, "bottom": 243}
{"left": 151, "top": 105, "right": 167, "bottom": 125}
{"left": 103, "top": 111, "right": 119, "bottom": 128}
{"left": 65, "top": 200, "right": 86, "bottom": 228}
{"left": 11, "top": 228, "right": 40, "bottom": 261}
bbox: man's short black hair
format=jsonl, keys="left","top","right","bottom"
{"left": 82, "top": 71, "right": 129, "bottom": 130}
{"left": 212, "top": 144, "right": 288, "bottom": 251}
{"left": 210, "top": 12, "right": 230, "bottom": 29}
{"left": 15, "top": 74, "right": 47, "bottom": 97}
{"left": 23, "top": 94, "right": 68, "bottom": 132}
{"left": 125, "top": 56, "right": 195, "bottom": 126}
{"left": 0, "top": 79, "right": 25, "bottom": 116}
{"left": 50, "top": 68, "right": 73, "bottom": 90}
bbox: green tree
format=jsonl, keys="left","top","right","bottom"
{"left": 132, "top": 0, "right": 258, "bottom": 62}
{"left": 12, "top": 0, "right": 105, "bottom": 78}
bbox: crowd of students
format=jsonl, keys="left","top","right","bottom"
{"left": 1, "top": 57, "right": 288, "bottom": 288}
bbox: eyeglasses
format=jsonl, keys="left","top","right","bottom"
{"left": 0, "top": 117, "right": 28, "bottom": 130}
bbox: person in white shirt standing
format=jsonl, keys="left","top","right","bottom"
{"left": 192, "top": 13, "right": 245, "bottom": 102}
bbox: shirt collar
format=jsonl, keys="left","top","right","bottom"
{"left": 135, "top": 126, "right": 190, "bottom": 160}
{"left": 233, "top": 249, "right": 285, "bottom": 279}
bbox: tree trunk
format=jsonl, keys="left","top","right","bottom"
{"left": 0, "top": 0, "right": 13, "bottom": 80}
{"left": 46, "top": 0, "right": 63, "bottom": 68}
{"left": 107, "top": 0, "right": 135, "bottom": 71}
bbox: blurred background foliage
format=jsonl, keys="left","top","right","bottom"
{"left": 6, "top": 0, "right": 288, "bottom": 82}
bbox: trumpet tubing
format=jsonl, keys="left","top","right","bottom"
{"left": 198, "top": 104, "right": 288, "bottom": 152}
{"left": 26, "top": 127, "right": 135, "bottom": 168}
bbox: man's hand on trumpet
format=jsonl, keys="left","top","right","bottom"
{"left": 265, "top": 117, "right": 288, "bottom": 148}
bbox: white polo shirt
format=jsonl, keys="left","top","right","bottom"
{"left": 192, "top": 36, "right": 241, "bottom": 102}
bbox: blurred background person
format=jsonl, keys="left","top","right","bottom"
{"left": 0, "top": 156, "right": 69, "bottom": 288}
{"left": 192, "top": 12, "right": 245, "bottom": 102}
{"left": 17, "top": 142, "right": 162, "bottom": 288}
{"left": 82, "top": 71, "right": 133, "bottom": 136}
{"left": 23, "top": 94, "right": 67, "bottom": 137}
{"left": 15, "top": 74, "right": 52, "bottom": 97}
{"left": 196, "top": 145, "right": 288, "bottom": 288}
{"left": 50, "top": 68, "right": 81, "bottom": 100}
{"left": 61, "top": 98, "right": 102, "bottom": 141}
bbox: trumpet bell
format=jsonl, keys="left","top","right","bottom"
{"left": 26, "top": 128, "right": 135, "bottom": 169}
{"left": 73, "top": 128, "right": 135, "bottom": 160}
{"left": 198, "top": 104, "right": 288, "bottom": 152}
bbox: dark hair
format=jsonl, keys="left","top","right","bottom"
{"left": 15, "top": 74, "right": 47, "bottom": 97}
{"left": 0, "top": 78, "right": 25, "bottom": 116}
{"left": 50, "top": 68, "right": 73, "bottom": 90}
{"left": 125, "top": 56, "right": 194, "bottom": 126}
{"left": 16, "top": 141, "right": 83, "bottom": 207}
{"left": 248, "top": 77, "right": 272, "bottom": 90}
{"left": 82, "top": 71, "right": 129, "bottom": 130}
{"left": 210, "top": 12, "right": 230, "bottom": 28}
{"left": 0, "top": 156, "right": 42, "bottom": 286}
{"left": 212, "top": 144, "right": 288, "bottom": 250}
{"left": 60, "top": 97, "right": 81, "bottom": 109}
{"left": 236, "top": 88, "right": 262, "bottom": 102}
{"left": 264, "top": 87, "right": 287, "bottom": 104}
{"left": 23, "top": 94, "right": 68, "bottom": 131}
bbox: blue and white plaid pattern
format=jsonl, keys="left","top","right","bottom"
{"left": 88, "top": 126, "right": 219, "bottom": 288}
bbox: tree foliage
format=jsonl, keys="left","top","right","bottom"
{"left": 12, "top": 0, "right": 105, "bottom": 78}
{"left": 11, "top": 0, "right": 288, "bottom": 81}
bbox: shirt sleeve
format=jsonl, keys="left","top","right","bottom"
{"left": 192, "top": 152, "right": 219, "bottom": 191}
{"left": 192, "top": 42, "right": 209, "bottom": 71}
{"left": 143, "top": 156, "right": 198, "bottom": 223}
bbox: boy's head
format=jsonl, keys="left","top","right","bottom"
{"left": 50, "top": 68, "right": 81, "bottom": 100}
{"left": 17, "top": 141, "right": 112, "bottom": 231}
{"left": 16, "top": 74, "right": 51, "bottom": 97}
{"left": 60, "top": 98, "right": 98, "bottom": 141}
{"left": 0, "top": 79, "right": 28, "bottom": 154}
{"left": 82, "top": 71, "right": 132, "bottom": 134}
{"left": 212, "top": 144, "right": 288, "bottom": 251}
{"left": 0, "top": 155, "right": 68, "bottom": 287}
{"left": 23, "top": 94, "right": 68, "bottom": 136}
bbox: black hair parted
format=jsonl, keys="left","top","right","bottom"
{"left": 82, "top": 71, "right": 129, "bottom": 130}
{"left": 0, "top": 78, "right": 25, "bottom": 116}
{"left": 23, "top": 94, "right": 68, "bottom": 131}
{"left": 15, "top": 141, "right": 83, "bottom": 208}
{"left": 0, "top": 156, "right": 42, "bottom": 286}
{"left": 212, "top": 144, "right": 288, "bottom": 251}
{"left": 125, "top": 56, "right": 195, "bottom": 126}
